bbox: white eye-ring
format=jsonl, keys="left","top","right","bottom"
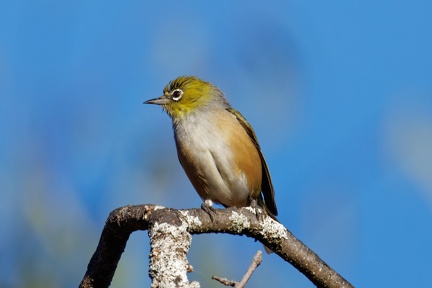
{"left": 171, "top": 89, "right": 183, "bottom": 101}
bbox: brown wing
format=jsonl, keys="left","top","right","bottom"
{"left": 227, "top": 108, "right": 278, "bottom": 217}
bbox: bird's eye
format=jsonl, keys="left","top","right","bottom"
{"left": 171, "top": 89, "right": 183, "bottom": 101}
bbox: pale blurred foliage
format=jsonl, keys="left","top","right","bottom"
{"left": 384, "top": 91, "right": 432, "bottom": 207}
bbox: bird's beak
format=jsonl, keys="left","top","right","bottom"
{"left": 144, "top": 95, "right": 170, "bottom": 105}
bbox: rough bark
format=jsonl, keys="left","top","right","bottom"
{"left": 79, "top": 204, "right": 353, "bottom": 288}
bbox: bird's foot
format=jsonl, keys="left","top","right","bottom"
{"left": 201, "top": 199, "right": 216, "bottom": 221}
{"left": 249, "top": 198, "right": 265, "bottom": 222}
{"left": 249, "top": 199, "right": 274, "bottom": 253}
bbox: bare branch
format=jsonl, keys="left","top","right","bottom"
{"left": 212, "top": 250, "right": 262, "bottom": 287}
{"left": 212, "top": 276, "right": 236, "bottom": 287}
{"left": 235, "top": 250, "right": 262, "bottom": 288}
{"left": 79, "top": 204, "right": 353, "bottom": 288}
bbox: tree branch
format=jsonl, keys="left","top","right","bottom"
{"left": 212, "top": 250, "right": 262, "bottom": 287}
{"left": 79, "top": 204, "right": 353, "bottom": 288}
{"left": 235, "top": 250, "right": 262, "bottom": 288}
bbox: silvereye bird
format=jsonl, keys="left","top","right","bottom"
{"left": 144, "top": 76, "right": 278, "bottom": 221}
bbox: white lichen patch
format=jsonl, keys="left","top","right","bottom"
{"left": 245, "top": 206, "right": 257, "bottom": 215}
{"left": 150, "top": 221, "right": 189, "bottom": 239}
{"left": 179, "top": 210, "right": 203, "bottom": 228}
{"left": 260, "top": 217, "right": 288, "bottom": 240}
{"left": 149, "top": 221, "right": 198, "bottom": 287}
{"left": 229, "top": 211, "right": 251, "bottom": 232}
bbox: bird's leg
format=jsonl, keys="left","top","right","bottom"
{"left": 249, "top": 197, "right": 265, "bottom": 222}
{"left": 201, "top": 199, "right": 216, "bottom": 221}
{"left": 248, "top": 198, "right": 274, "bottom": 253}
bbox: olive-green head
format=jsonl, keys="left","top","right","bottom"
{"left": 144, "top": 76, "right": 229, "bottom": 119}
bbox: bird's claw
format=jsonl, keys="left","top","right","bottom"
{"left": 249, "top": 198, "right": 265, "bottom": 222}
{"left": 201, "top": 199, "right": 216, "bottom": 221}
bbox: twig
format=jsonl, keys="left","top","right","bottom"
{"left": 212, "top": 276, "right": 236, "bottom": 287}
{"left": 211, "top": 250, "right": 262, "bottom": 287}
{"left": 236, "top": 250, "right": 262, "bottom": 287}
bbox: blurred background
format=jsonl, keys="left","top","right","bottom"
{"left": 1, "top": 1, "right": 432, "bottom": 287}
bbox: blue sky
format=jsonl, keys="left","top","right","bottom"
{"left": 1, "top": 1, "right": 432, "bottom": 287}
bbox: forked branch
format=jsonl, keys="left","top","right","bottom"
{"left": 79, "top": 204, "right": 353, "bottom": 288}
{"left": 212, "top": 250, "right": 262, "bottom": 287}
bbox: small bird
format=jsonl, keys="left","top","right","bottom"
{"left": 144, "top": 76, "right": 278, "bottom": 222}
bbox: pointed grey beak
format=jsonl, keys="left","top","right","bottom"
{"left": 144, "top": 95, "right": 170, "bottom": 105}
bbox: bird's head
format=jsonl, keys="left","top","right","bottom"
{"left": 144, "top": 76, "right": 228, "bottom": 119}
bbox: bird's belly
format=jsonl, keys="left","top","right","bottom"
{"left": 174, "top": 117, "right": 251, "bottom": 207}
